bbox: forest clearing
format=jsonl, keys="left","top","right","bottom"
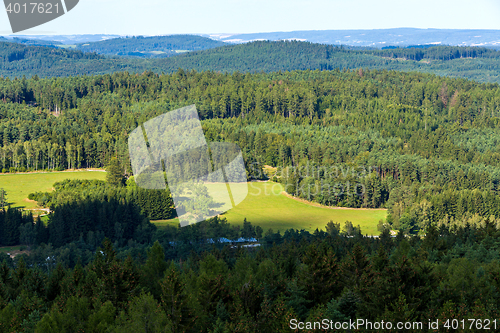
{"left": 155, "top": 182, "right": 387, "bottom": 235}
{"left": 0, "top": 170, "right": 107, "bottom": 209}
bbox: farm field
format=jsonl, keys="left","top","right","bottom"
{"left": 156, "top": 182, "right": 388, "bottom": 235}
{"left": 0, "top": 170, "right": 107, "bottom": 209}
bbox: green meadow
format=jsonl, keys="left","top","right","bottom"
{"left": 158, "top": 182, "right": 387, "bottom": 235}
{"left": 0, "top": 173, "right": 387, "bottom": 234}
{"left": 0, "top": 170, "right": 107, "bottom": 209}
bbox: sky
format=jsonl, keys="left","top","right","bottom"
{"left": 1, "top": 0, "right": 500, "bottom": 35}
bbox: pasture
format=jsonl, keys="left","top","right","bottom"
{"left": 0, "top": 173, "right": 387, "bottom": 235}
{"left": 156, "top": 182, "right": 387, "bottom": 235}
{"left": 0, "top": 170, "right": 107, "bottom": 209}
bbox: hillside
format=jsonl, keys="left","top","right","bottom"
{"left": 0, "top": 37, "right": 60, "bottom": 47}
{"left": 2, "top": 59, "right": 500, "bottom": 330}
{"left": 1, "top": 68, "right": 500, "bottom": 236}
{"left": 0, "top": 42, "right": 110, "bottom": 77}
{"left": 13, "top": 28, "right": 500, "bottom": 48}
{"left": 1, "top": 40, "right": 500, "bottom": 83}
{"left": 208, "top": 28, "right": 500, "bottom": 49}
{"left": 1, "top": 26, "right": 500, "bottom": 331}
{"left": 76, "top": 35, "right": 226, "bottom": 58}
{"left": 11, "top": 34, "right": 122, "bottom": 44}
{"left": 152, "top": 41, "right": 500, "bottom": 82}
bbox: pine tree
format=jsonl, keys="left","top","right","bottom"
{"left": 114, "top": 292, "right": 171, "bottom": 332}
{"left": 0, "top": 189, "right": 6, "bottom": 210}
{"left": 91, "top": 239, "right": 140, "bottom": 309}
{"left": 161, "top": 189, "right": 174, "bottom": 220}
{"left": 160, "top": 262, "right": 194, "bottom": 332}
{"left": 142, "top": 241, "right": 167, "bottom": 299}
{"left": 299, "top": 242, "right": 340, "bottom": 304}
{"left": 19, "top": 222, "right": 35, "bottom": 249}
{"left": 34, "top": 216, "right": 48, "bottom": 245}
{"left": 106, "top": 157, "right": 124, "bottom": 187}
{"left": 241, "top": 218, "right": 256, "bottom": 239}
{"left": 3, "top": 207, "right": 21, "bottom": 246}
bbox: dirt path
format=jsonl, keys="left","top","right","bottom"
{"left": 26, "top": 208, "right": 51, "bottom": 213}
{"left": 25, "top": 207, "right": 51, "bottom": 217}
{"left": 280, "top": 191, "right": 387, "bottom": 211}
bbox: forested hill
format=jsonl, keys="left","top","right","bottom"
{"left": 76, "top": 35, "right": 226, "bottom": 58}
{"left": 0, "top": 42, "right": 107, "bottom": 76}
{"left": 2, "top": 40, "right": 500, "bottom": 83}
{"left": 0, "top": 43, "right": 104, "bottom": 63}
{"left": 151, "top": 41, "right": 500, "bottom": 82}
{"left": 211, "top": 28, "right": 500, "bottom": 48}
{"left": 368, "top": 45, "right": 500, "bottom": 61}
{"left": 2, "top": 69, "right": 500, "bottom": 234}
{"left": 0, "top": 37, "right": 60, "bottom": 47}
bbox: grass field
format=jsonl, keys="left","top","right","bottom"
{"left": 0, "top": 173, "right": 387, "bottom": 235}
{"left": 0, "top": 170, "right": 107, "bottom": 209}
{"left": 0, "top": 246, "right": 30, "bottom": 259}
{"left": 156, "top": 182, "right": 387, "bottom": 235}
{"left": 0, "top": 245, "right": 23, "bottom": 253}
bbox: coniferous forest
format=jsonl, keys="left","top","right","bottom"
{"left": 1, "top": 39, "right": 500, "bottom": 330}
{"left": 2, "top": 40, "right": 500, "bottom": 83}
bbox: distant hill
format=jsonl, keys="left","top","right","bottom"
{"left": 75, "top": 35, "right": 226, "bottom": 58}
{"left": 0, "top": 37, "right": 59, "bottom": 47}
{"left": 206, "top": 28, "right": 500, "bottom": 49}
{"left": 153, "top": 40, "right": 500, "bottom": 71}
{"left": 151, "top": 41, "right": 500, "bottom": 83}
{"left": 8, "top": 28, "right": 500, "bottom": 49}
{"left": 2, "top": 40, "right": 500, "bottom": 84}
{"left": 0, "top": 42, "right": 107, "bottom": 77}
{"left": 7, "top": 34, "right": 122, "bottom": 44}
{"left": 153, "top": 41, "right": 382, "bottom": 72}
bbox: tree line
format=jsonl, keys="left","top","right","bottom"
{"left": 0, "top": 220, "right": 500, "bottom": 331}
{"left": 29, "top": 178, "right": 175, "bottom": 221}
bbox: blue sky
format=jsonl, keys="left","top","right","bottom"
{"left": 1, "top": 0, "right": 500, "bottom": 35}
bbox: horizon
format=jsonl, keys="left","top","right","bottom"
{"left": 3, "top": 27, "right": 500, "bottom": 49}
{"left": 3, "top": 27, "right": 500, "bottom": 38}
{"left": 2, "top": 0, "right": 500, "bottom": 35}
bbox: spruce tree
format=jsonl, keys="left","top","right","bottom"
{"left": 34, "top": 216, "right": 48, "bottom": 245}
{"left": 106, "top": 157, "right": 124, "bottom": 187}
{"left": 160, "top": 262, "right": 194, "bottom": 331}
{"left": 0, "top": 189, "right": 6, "bottom": 210}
